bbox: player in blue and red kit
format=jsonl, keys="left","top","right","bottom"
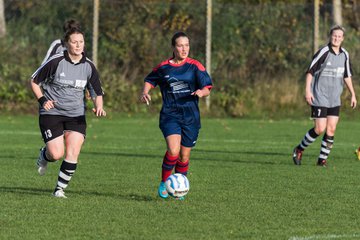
{"left": 141, "top": 32, "right": 213, "bottom": 199}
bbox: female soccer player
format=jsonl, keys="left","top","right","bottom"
{"left": 140, "top": 32, "right": 213, "bottom": 199}
{"left": 40, "top": 20, "right": 96, "bottom": 100}
{"left": 292, "top": 25, "right": 356, "bottom": 167}
{"left": 30, "top": 28, "right": 106, "bottom": 198}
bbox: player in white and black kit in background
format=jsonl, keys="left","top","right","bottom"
{"left": 292, "top": 25, "right": 356, "bottom": 167}
{"left": 41, "top": 19, "right": 80, "bottom": 65}
{"left": 31, "top": 28, "right": 106, "bottom": 198}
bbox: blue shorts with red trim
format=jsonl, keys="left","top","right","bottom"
{"left": 159, "top": 106, "right": 200, "bottom": 148}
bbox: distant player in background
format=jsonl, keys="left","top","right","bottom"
{"left": 41, "top": 19, "right": 81, "bottom": 64}
{"left": 31, "top": 28, "right": 106, "bottom": 198}
{"left": 140, "top": 32, "right": 213, "bottom": 199}
{"left": 292, "top": 25, "right": 356, "bottom": 167}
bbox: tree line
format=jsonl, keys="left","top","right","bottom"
{"left": 0, "top": 0, "right": 359, "bottom": 118}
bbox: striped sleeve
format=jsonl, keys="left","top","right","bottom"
{"left": 342, "top": 48, "right": 353, "bottom": 78}
{"left": 87, "top": 60, "right": 104, "bottom": 96}
{"left": 41, "top": 39, "right": 63, "bottom": 65}
{"left": 306, "top": 46, "right": 329, "bottom": 75}
{"left": 32, "top": 54, "right": 63, "bottom": 84}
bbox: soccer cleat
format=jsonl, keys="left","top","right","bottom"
{"left": 317, "top": 159, "right": 327, "bottom": 167}
{"left": 53, "top": 189, "right": 67, "bottom": 198}
{"left": 176, "top": 196, "right": 185, "bottom": 200}
{"left": 292, "top": 147, "right": 303, "bottom": 165}
{"left": 158, "top": 181, "right": 168, "bottom": 199}
{"left": 36, "top": 147, "right": 48, "bottom": 175}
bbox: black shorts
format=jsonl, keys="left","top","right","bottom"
{"left": 39, "top": 115, "right": 86, "bottom": 143}
{"left": 311, "top": 106, "right": 340, "bottom": 118}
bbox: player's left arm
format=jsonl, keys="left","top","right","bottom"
{"left": 191, "top": 87, "right": 211, "bottom": 98}
{"left": 192, "top": 61, "right": 213, "bottom": 98}
{"left": 92, "top": 95, "right": 106, "bottom": 117}
{"left": 344, "top": 77, "right": 357, "bottom": 109}
{"left": 88, "top": 63, "right": 106, "bottom": 116}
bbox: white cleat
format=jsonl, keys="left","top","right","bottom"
{"left": 53, "top": 189, "right": 67, "bottom": 198}
{"left": 36, "top": 147, "right": 48, "bottom": 176}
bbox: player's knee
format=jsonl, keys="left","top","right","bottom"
{"left": 327, "top": 127, "right": 336, "bottom": 136}
{"left": 314, "top": 128, "right": 325, "bottom": 135}
{"left": 167, "top": 149, "right": 180, "bottom": 157}
{"left": 48, "top": 150, "right": 64, "bottom": 161}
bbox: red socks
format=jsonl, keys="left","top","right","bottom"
{"left": 161, "top": 151, "right": 179, "bottom": 182}
{"left": 175, "top": 159, "right": 189, "bottom": 176}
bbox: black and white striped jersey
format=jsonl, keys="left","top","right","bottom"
{"left": 32, "top": 51, "right": 103, "bottom": 117}
{"left": 307, "top": 44, "right": 353, "bottom": 108}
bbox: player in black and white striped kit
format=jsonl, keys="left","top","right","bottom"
{"left": 41, "top": 19, "right": 96, "bottom": 101}
{"left": 292, "top": 25, "right": 356, "bottom": 167}
{"left": 41, "top": 19, "right": 80, "bottom": 65}
{"left": 31, "top": 27, "right": 106, "bottom": 198}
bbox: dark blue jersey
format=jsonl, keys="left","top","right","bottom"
{"left": 145, "top": 57, "right": 213, "bottom": 108}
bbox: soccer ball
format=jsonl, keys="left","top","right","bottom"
{"left": 165, "top": 173, "right": 190, "bottom": 198}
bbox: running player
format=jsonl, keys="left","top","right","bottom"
{"left": 292, "top": 25, "right": 356, "bottom": 167}
{"left": 30, "top": 27, "right": 106, "bottom": 198}
{"left": 140, "top": 32, "right": 213, "bottom": 199}
{"left": 41, "top": 19, "right": 96, "bottom": 100}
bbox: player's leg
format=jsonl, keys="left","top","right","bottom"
{"left": 157, "top": 134, "right": 181, "bottom": 199}
{"left": 317, "top": 107, "right": 339, "bottom": 166}
{"left": 177, "top": 146, "right": 191, "bottom": 175}
{"left": 292, "top": 106, "right": 326, "bottom": 165}
{"left": 37, "top": 115, "right": 65, "bottom": 175}
{"left": 176, "top": 125, "right": 199, "bottom": 176}
{"left": 53, "top": 116, "right": 86, "bottom": 198}
{"left": 163, "top": 134, "right": 181, "bottom": 182}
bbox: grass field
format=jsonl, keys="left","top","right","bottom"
{"left": 1, "top": 114, "right": 360, "bottom": 240}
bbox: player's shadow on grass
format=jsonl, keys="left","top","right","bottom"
{"left": 192, "top": 148, "right": 292, "bottom": 165}
{"left": 0, "top": 186, "right": 53, "bottom": 196}
{"left": 81, "top": 151, "right": 160, "bottom": 160}
{"left": 82, "top": 149, "right": 290, "bottom": 165}
{"left": 192, "top": 148, "right": 289, "bottom": 157}
{"left": 0, "top": 186, "right": 155, "bottom": 201}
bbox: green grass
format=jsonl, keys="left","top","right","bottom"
{"left": 1, "top": 115, "right": 360, "bottom": 240}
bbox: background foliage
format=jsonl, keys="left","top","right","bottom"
{"left": 1, "top": 0, "right": 360, "bottom": 118}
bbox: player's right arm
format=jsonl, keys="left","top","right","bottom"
{"left": 30, "top": 79, "right": 56, "bottom": 111}
{"left": 305, "top": 73, "right": 314, "bottom": 105}
{"left": 31, "top": 56, "right": 61, "bottom": 111}
{"left": 141, "top": 82, "right": 153, "bottom": 105}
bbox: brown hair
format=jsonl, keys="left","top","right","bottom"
{"left": 63, "top": 19, "right": 81, "bottom": 33}
{"left": 63, "top": 27, "right": 84, "bottom": 43}
{"left": 171, "top": 32, "right": 189, "bottom": 47}
{"left": 329, "top": 25, "right": 345, "bottom": 36}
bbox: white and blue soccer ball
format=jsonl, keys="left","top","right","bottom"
{"left": 165, "top": 173, "right": 190, "bottom": 198}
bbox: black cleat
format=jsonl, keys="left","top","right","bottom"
{"left": 292, "top": 147, "right": 303, "bottom": 165}
{"left": 317, "top": 159, "right": 327, "bottom": 167}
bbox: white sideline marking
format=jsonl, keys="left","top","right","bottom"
{"left": 289, "top": 233, "right": 360, "bottom": 240}
{"left": 0, "top": 130, "right": 38, "bottom": 136}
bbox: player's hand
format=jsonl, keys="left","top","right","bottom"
{"left": 191, "top": 89, "right": 205, "bottom": 98}
{"left": 43, "top": 100, "right": 56, "bottom": 111}
{"left": 305, "top": 92, "right": 314, "bottom": 105}
{"left": 140, "top": 93, "right": 151, "bottom": 105}
{"left": 92, "top": 108, "right": 106, "bottom": 117}
{"left": 351, "top": 96, "right": 357, "bottom": 109}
